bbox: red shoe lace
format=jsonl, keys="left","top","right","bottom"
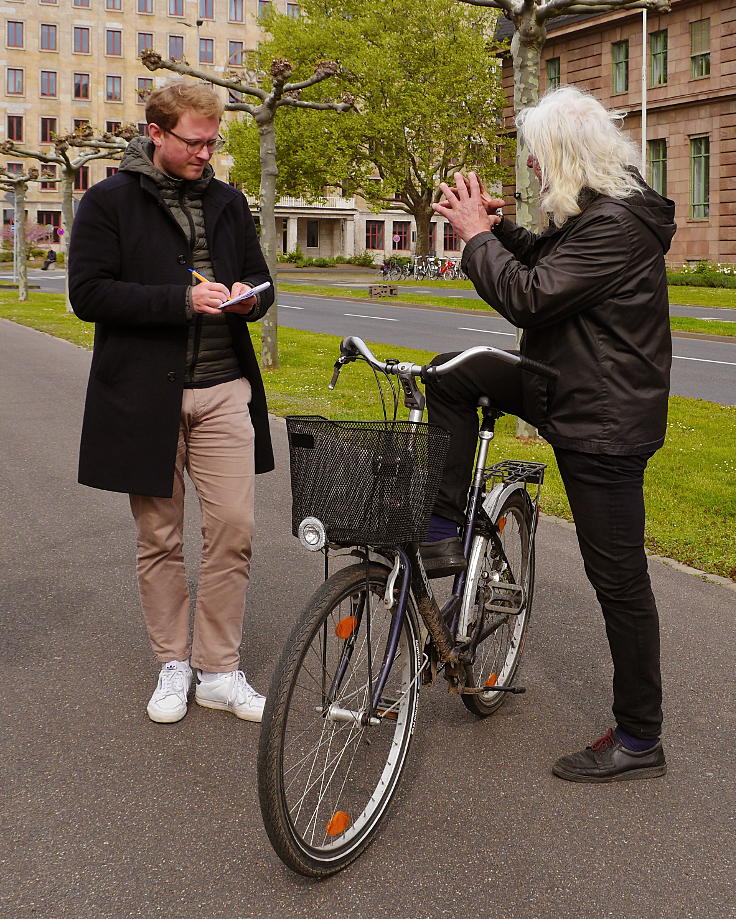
{"left": 590, "top": 728, "right": 616, "bottom": 752}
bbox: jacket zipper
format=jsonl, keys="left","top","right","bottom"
{"left": 179, "top": 185, "right": 203, "bottom": 383}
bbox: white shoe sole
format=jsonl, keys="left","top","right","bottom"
{"left": 147, "top": 703, "right": 188, "bottom": 724}
{"left": 195, "top": 695, "right": 264, "bottom": 723}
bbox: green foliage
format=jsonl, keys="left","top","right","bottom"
{"left": 228, "top": 0, "right": 510, "bottom": 220}
{"left": 667, "top": 271, "right": 736, "bottom": 288}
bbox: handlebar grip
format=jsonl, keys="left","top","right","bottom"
{"left": 518, "top": 356, "right": 559, "bottom": 380}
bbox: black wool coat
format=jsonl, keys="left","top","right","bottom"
{"left": 461, "top": 181, "right": 677, "bottom": 455}
{"left": 69, "top": 171, "right": 275, "bottom": 497}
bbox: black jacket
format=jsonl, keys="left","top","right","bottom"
{"left": 70, "top": 170, "right": 274, "bottom": 497}
{"left": 461, "top": 182, "right": 676, "bottom": 454}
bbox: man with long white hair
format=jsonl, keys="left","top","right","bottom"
{"left": 426, "top": 86, "right": 676, "bottom": 783}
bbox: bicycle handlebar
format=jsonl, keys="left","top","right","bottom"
{"left": 331, "top": 336, "right": 558, "bottom": 388}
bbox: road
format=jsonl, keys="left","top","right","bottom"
{"left": 14, "top": 267, "right": 735, "bottom": 405}
{"left": 1, "top": 318, "right": 734, "bottom": 919}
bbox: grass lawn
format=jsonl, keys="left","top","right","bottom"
{"left": 2, "top": 290, "right": 734, "bottom": 580}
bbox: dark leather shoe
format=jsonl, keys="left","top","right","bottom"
{"left": 419, "top": 536, "right": 467, "bottom": 579}
{"left": 552, "top": 728, "right": 667, "bottom": 783}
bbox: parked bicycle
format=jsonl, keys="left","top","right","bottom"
{"left": 258, "top": 336, "right": 557, "bottom": 878}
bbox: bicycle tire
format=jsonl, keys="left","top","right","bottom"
{"left": 458, "top": 491, "right": 534, "bottom": 717}
{"left": 258, "top": 562, "right": 421, "bottom": 877}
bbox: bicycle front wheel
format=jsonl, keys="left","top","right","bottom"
{"left": 459, "top": 491, "right": 534, "bottom": 717}
{"left": 258, "top": 563, "right": 421, "bottom": 877}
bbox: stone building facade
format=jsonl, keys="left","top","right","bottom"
{"left": 498, "top": 0, "right": 736, "bottom": 266}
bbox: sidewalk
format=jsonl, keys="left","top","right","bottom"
{"left": 1, "top": 318, "right": 734, "bottom": 919}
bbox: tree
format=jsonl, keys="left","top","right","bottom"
{"left": 0, "top": 123, "right": 134, "bottom": 310}
{"left": 458, "top": 0, "right": 672, "bottom": 436}
{"left": 0, "top": 221, "right": 55, "bottom": 257}
{"left": 140, "top": 49, "right": 353, "bottom": 370}
{"left": 0, "top": 166, "right": 40, "bottom": 301}
{"left": 233, "top": 0, "right": 511, "bottom": 257}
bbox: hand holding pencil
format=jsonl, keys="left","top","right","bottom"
{"left": 189, "top": 269, "right": 257, "bottom": 315}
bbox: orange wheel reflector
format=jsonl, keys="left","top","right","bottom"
{"left": 485, "top": 673, "right": 499, "bottom": 687}
{"left": 335, "top": 616, "right": 358, "bottom": 639}
{"left": 377, "top": 709, "right": 398, "bottom": 720}
{"left": 497, "top": 516, "right": 507, "bottom": 534}
{"left": 326, "top": 812, "right": 351, "bottom": 836}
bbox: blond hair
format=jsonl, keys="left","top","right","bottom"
{"left": 516, "top": 86, "right": 642, "bottom": 227}
{"left": 145, "top": 80, "right": 224, "bottom": 132}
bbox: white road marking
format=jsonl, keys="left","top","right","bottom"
{"left": 458, "top": 326, "right": 515, "bottom": 336}
{"left": 673, "top": 355, "right": 736, "bottom": 367}
{"left": 344, "top": 313, "right": 398, "bottom": 321}
{"left": 700, "top": 317, "right": 736, "bottom": 322}
{"left": 280, "top": 304, "right": 304, "bottom": 310}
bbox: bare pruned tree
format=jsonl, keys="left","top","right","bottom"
{"left": 1, "top": 123, "right": 135, "bottom": 310}
{"left": 459, "top": 0, "right": 671, "bottom": 436}
{"left": 141, "top": 50, "right": 354, "bottom": 369}
{"left": 0, "top": 166, "right": 41, "bottom": 301}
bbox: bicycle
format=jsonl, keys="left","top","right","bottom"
{"left": 257, "top": 337, "right": 557, "bottom": 878}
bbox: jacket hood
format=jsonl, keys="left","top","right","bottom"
{"left": 600, "top": 168, "right": 676, "bottom": 254}
{"left": 119, "top": 134, "right": 214, "bottom": 194}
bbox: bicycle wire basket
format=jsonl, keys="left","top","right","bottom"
{"left": 286, "top": 416, "right": 450, "bottom": 547}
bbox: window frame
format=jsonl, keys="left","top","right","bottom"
{"left": 40, "top": 22, "right": 58, "bottom": 51}
{"left": 649, "top": 29, "right": 667, "bottom": 87}
{"left": 647, "top": 139, "right": 667, "bottom": 197}
{"left": 105, "top": 74, "right": 123, "bottom": 102}
{"left": 690, "top": 19, "right": 710, "bottom": 80}
{"left": 106, "top": 29, "right": 122, "bottom": 57}
{"left": 40, "top": 116, "right": 57, "bottom": 143}
{"left": 611, "top": 40, "right": 629, "bottom": 94}
{"left": 689, "top": 135, "right": 710, "bottom": 220}
{"left": 199, "top": 0, "right": 214, "bottom": 19}
{"left": 137, "top": 32, "right": 154, "bottom": 55}
{"left": 365, "top": 219, "right": 384, "bottom": 250}
{"left": 306, "top": 219, "right": 319, "bottom": 249}
{"left": 73, "top": 72, "right": 90, "bottom": 99}
{"left": 6, "top": 67, "right": 25, "bottom": 96}
{"left": 546, "top": 56, "right": 560, "bottom": 91}
{"left": 443, "top": 222, "right": 461, "bottom": 252}
{"left": 168, "top": 34, "right": 184, "bottom": 61}
{"left": 40, "top": 164, "right": 58, "bottom": 190}
{"left": 73, "top": 26, "right": 91, "bottom": 55}
{"left": 199, "top": 37, "right": 214, "bottom": 64}
{"left": 7, "top": 20, "right": 25, "bottom": 48}
{"left": 7, "top": 115, "right": 24, "bottom": 142}
{"left": 391, "top": 220, "right": 410, "bottom": 251}
{"left": 40, "top": 69, "right": 58, "bottom": 98}
{"left": 137, "top": 76, "right": 153, "bottom": 102}
{"left": 74, "top": 164, "right": 90, "bottom": 192}
{"left": 228, "top": 0, "right": 243, "bottom": 22}
{"left": 137, "top": 0, "right": 154, "bottom": 13}
{"left": 168, "top": 0, "right": 183, "bottom": 15}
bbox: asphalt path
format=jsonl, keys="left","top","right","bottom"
{"left": 2, "top": 318, "right": 734, "bottom": 919}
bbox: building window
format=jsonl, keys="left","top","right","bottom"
{"left": 74, "top": 118, "right": 90, "bottom": 130}
{"left": 392, "top": 221, "right": 410, "bottom": 250}
{"left": 73, "top": 73, "right": 90, "bottom": 99}
{"left": 199, "top": 0, "right": 213, "bottom": 18}
{"left": 40, "top": 70, "right": 57, "bottom": 98}
{"left": 40, "top": 0, "right": 58, "bottom": 5}
{"left": 73, "top": 0, "right": 91, "bottom": 7}
{"left": 37, "top": 210, "right": 62, "bottom": 241}
{"left": 168, "top": 0, "right": 183, "bottom": 14}
{"left": 7, "top": 68, "right": 24, "bottom": 95}
{"left": 228, "top": 40, "right": 244, "bottom": 65}
{"left": 41, "top": 116, "right": 57, "bottom": 142}
{"left": 199, "top": 38, "right": 214, "bottom": 63}
{"left": 74, "top": 165, "right": 90, "bottom": 191}
{"left": 229, "top": 0, "right": 243, "bottom": 21}
{"left": 286, "top": 2, "right": 299, "bottom": 17}
{"left": 306, "top": 219, "right": 319, "bottom": 249}
{"left": 137, "top": 122, "right": 149, "bottom": 135}
{"left": 649, "top": 29, "right": 667, "bottom": 87}
{"left": 7, "top": 21, "right": 24, "bottom": 48}
{"left": 106, "top": 166, "right": 119, "bottom": 177}
{"left": 106, "top": 75, "right": 122, "bottom": 101}
{"left": 690, "top": 136, "right": 709, "bottom": 220}
{"left": 546, "top": 57, "right": 560, "bottom": 91}
{"left": 138, "top": 0, "right": 153, "bottom": 11}
{"left": 611, "top": 40, "right": 629, "bottom": 94}
{"left": 5, "top": 163, "right": 23, "bottom": 176}
{"left": 7, "top": 115, "right": 24, "bottom": 142}
{"left": 137, "top": 32, "right": 153, "bottom": 54}
{"left": 106, "top": 0, "right": 123, "bottom": 9}
{"left": 40, "top": 23, "right": 57, "bottom": 51}
{"left": 365, "top": 220, "right": 384, "bottom": 250}
{"left": 169, "top": 35, "right": 184, "bottom": 60}
{"left": 40, "top": 164, "right": 57, "bottom": 189}
{"left": 444, "top": 222, "right": 460, "bottom": 252}
{"left": 690, "top": 19, "right": 710, "bottom": 80}
{"left": 106, "top": 30, "right": 122, "bottom": 56}
{"left": 257, "top": 0, "right": 271, "bottom": 17}
{"left": 106, "top": 120, "right": 121, "bottom": 133}
{"left": 137, "top": 76, "right": 153, "bottom": 101}
{"left": 73, "top": 27, "right": 91, "bottom": 54}
{"left": 647, "top": 139, "right": 667, "bottom": 197}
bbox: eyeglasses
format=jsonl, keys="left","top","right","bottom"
{"left": 165, "top": 128, "right": 225, "bottom": 155}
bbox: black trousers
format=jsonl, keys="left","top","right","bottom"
{"left": 426, "top": 352, "right": 663, "bottom": 739}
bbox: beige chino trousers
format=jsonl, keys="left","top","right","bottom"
{"left": 129, "top": 378, "right": 255, "bottom": 672}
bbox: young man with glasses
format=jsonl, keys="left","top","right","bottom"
{"left": 69, "top": 81, "right": 274, "bottom": 725}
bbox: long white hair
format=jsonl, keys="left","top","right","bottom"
{"left": 516, "top": 86, "right": 643, "bottom": 227}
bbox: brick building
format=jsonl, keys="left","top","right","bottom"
{"left": 498, "top": 0, "right": 736, "bottom": 266}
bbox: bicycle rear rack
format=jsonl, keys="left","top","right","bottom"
{"left": 486, "top": 459, "right": 546, "bottom": 485}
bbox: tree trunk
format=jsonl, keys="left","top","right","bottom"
{"left": 414, "top": 205, "right": 433, "bottom": 257}
{"left": 510, "top": 13, "right": 546, "bottom": 439}
{"left": 14, "top": 183, "right": 28, "bottom": 302}
{"left": 61, "top": 172, "right": 75, "bottom": 314}
{"left": 256, "top": 115, "right": 279, "bottom": 370}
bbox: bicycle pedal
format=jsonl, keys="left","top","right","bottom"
{"left": 461, "top": 684, "right": 526, "bottom": 695}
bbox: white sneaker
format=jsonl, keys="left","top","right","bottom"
{"left": 195, "top": 670, "right": 266, "bottom": 723}
{"left": 146, "top": 661, "right": 193, "bottom": 723}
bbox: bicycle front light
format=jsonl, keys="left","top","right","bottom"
{"left": 298, "top": 517, "right": 327, "bottom": 552}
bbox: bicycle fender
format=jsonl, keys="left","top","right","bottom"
{"left": 482, "top": 481, "right": 530, "bottom": 522}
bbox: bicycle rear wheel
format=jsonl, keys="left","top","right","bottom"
{"left": 458, "top": 491, "right": 534, "bottom": 717}
{"left": 258, "top": 562, "right": 421, "bottom": 877}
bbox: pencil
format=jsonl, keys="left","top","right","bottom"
{"left": 189, "top": 268, "right": 210, "bottom": 283}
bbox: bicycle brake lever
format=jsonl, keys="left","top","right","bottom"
{"left": 328, "top": 360, "right": 342, "bottom": 390}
